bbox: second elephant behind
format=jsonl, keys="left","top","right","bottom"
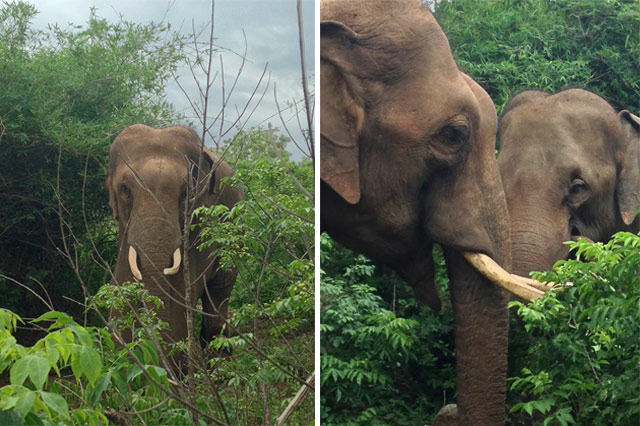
{"left": 498, "top": 88, "right": 640, "bottom": 276}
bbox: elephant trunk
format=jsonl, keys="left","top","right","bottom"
{"left": 134, "top": 244, "right": 187, "bottom": 345}
{"left": 445, "top": 249, "right": 511, "bottom": 425}
{"left": 432, "top": 125, "right": 513, "bottom": 423}
{"left": 509, "top": 207, "right": 569, "bottom": 277}
{"left": 125, "top": 216, "right": 187, "bottom": 345}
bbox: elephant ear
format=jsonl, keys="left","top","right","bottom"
{"left": 616, "top": 110, "right": 640, "bottom": 225}
{"left": 105, "top": 174, "right": 118, "bottom": 220}
{"left": 200, "top": 148, "right": 218, "bottom": 196}
{"left": 320, "top": 20, "right": 364, "bottom": 205}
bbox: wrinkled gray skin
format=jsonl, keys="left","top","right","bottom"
{"left": 498, "top": 89, "right": 640, "bottom": 276}
{"left": 106, "top": 124, "right": 244, "bottom": 350}
{"left": 321, "top": 1, "right": 512, "bottom": 424}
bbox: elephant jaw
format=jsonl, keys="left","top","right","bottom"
{"left": 127, "top": 246, "right": 182, "bottom": 281}
{"left": 399, "top": 250, "right": 441, "bottom": 312}
{"left": 463, "top": 252, "right": 553, "bottom": 300}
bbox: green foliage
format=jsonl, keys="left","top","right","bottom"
{"left": 0, "top": 1, "right": 184, "bottom": 318}
{"left": 222, "top": 127, "right": 292, "bottom": 164}
{"left": 508, "top": 232, "right": 640, "bottom": 425}
{"left": 92, "top": 281, "right": 168, "bottom": 341}
{"left": 0, "top": 309, "right": 108, "bottom": 425}
{"left": 436, "top": 0, "right": 639, "bottom": 115}
{"left": 193, "top": 129, "right": 315, "bottom": 424}
{"left": 197, "top": 135, "right": 314, "bottom": 311}
{"left": 0, "top": 288, "right": 200, "bottom": 426}
{"left": 320, "top": 234, "right": 456, "bottom": 425}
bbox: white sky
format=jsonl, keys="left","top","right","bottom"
{"left": 29, "top": 0, "right": 315, "bottom": 159}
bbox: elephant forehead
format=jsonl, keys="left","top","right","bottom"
{"left": 110, "top": 157, "right": 188, "bottom": 197}
{"left": 502, "top": 106, "right": 615, "bottom": 161}
{"left": 111, "top": 125, "right": 202, "bottom": 163}
{"left": 376, "top": 75, "right": 476, "bottom": 142}
{"left": 134, "top": 158, "right": 188, "bottom": 190}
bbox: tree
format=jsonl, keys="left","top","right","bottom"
{"left": 435, "top": 0, "right": 639, "bottom": 116}
{"left": 222, "top": 127, "right": 292, "bottom": 164}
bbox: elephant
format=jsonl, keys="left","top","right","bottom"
{"left": 498, "top": 89, "right": 640, "bottom": 276}
{"left": 106, "top": 124, "right": 244, "bottom": 352}
{"left": 320, "top": 0, "right": 543, "bottom": 424}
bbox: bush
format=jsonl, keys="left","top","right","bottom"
{"left": 508, "top": 232, "right": 640, "bottom": 425}
{"left": 320, "top": 234, "right": 456, "bottom": 425}
{"left": 194, "top": 145, "right": 315, "bottom": 425}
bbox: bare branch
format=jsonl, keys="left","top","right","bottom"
{"left": 275, "top": 372, "right": 315, "bottom": 426}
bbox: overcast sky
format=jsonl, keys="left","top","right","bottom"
{"left": 29, "top": 0, "right": 315, "bottom": 159}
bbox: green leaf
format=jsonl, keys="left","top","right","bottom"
{"left": 0, "top": 409, "right": 23, "bottom": 425}
{"left": 39, "top": 391, "right": 68, "bottom": 417}
{"left": 71, "top": 346, "right": 102, "bottom": 386}
{"left": 10, "top": 357, "right": 30, "bottom": 387}
{"left": 14, "top": 391, "right": 35, "bottom": 418}
{"left": 126, "top": 364, "right": 143, "bottom": 383}
{"left": 28, "top": 356, "right": 50, "bottom": 391}
{"left": 31, "top": 311, "right": 73, "bottom": 330}
{"left": 23, "top": 412, "right": 44, "bottom": 426}
{"left": 87, "top": 371, "right": 111, "bottom": 405}
{"left": 10, "top": 355, "right": 50, "bottom": 390}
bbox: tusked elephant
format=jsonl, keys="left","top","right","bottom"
{"left": 320, "top": 0, "right": 544, "bottom": 424}
{"left": 106, "top": 124, "right": 244, "bottom": 351}
{"left": 498, "top": 89, "right": 640, "bottom": 276}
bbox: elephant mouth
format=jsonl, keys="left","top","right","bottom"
{"left": 463, "top": 252, "right": 551, "bottom": 301}
{"left": 127, "top": 246, "right": 182, "bottom": 281}
{"left": 569, "top": 220, "right": 594, "bottom": 244}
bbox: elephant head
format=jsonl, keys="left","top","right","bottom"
{"left": 106, "top": 124, "right": 243, "bottom": 349}
{"left": 498, "top": 89, "right": 640, "bottom": 276}
{"left": 321, "top": 0, "right": 540, "bottom": 423}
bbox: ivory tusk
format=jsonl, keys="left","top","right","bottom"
{"left": 511, "top": 274, "right": 554, "bottom": 291}
{"left": 513, "top": 274, "right": 573, "bottom": 290}
{"left": 163, "top": 248, "right": 181, "bottom": 276}
{"left": 463, "top": 252, "right": 545, "bottom": 301}
{"left": 128, "top": 246, "right": 143, "bottom": 281}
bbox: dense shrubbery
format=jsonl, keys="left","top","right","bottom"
{"left": 195, "top": 153, "right": 315, "bottom": 424}
{"left": 508, "top": 233, "right": 639, "bottom": 425}
{"left": 320, "top": 235, "right": 455, "bottom": 425}
{"left": 321, "top": 230, "right": 640, "bottom": 425}
{"left": 436, "top": 0, "right": 639, "bottom": 115}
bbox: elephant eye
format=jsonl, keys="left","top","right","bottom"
{"left": 120, "top": 184, "right": 131, "bottom": 199}
{"left": 567, "top": 178, "right": 589, "bottom": 205}
{"left": 569, "top": 178, "right": 587, "bottom": 195}
{"left": 440, "top": 124, "right": 469, "bottom": 148}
